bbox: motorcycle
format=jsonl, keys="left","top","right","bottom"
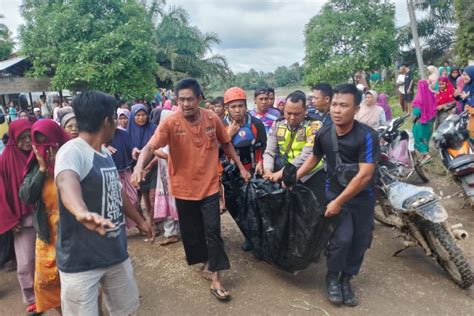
{"left": 378, "top": 114, "right": 429, "bottom": 183}
{"left": 433, "top": 110, "right": 474, "bottom": 205}
{"left": 376, "top": 166, "right": 473, "bottom": 289}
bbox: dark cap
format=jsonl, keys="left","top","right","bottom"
{"left": 254, "top": 87, "right": 269, "bottom": 98}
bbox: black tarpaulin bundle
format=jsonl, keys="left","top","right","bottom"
{"left": 221, "top": 165, "right": 338, "bottom": 272}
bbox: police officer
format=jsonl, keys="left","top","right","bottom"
{"left": 263, "top": 90, "right": 326, "bottom": 205}
{"left": 293, "top": 84, "right": 380, "bottom": 307}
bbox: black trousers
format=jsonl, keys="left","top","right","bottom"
{"left": 325, "top": 191, "right": 375, "bottom": 276}
{"left": 175, "top": 193, "right": 230, "bottom": 272}
{"left": 302, "top": 169, "right": 328, "bottom": 207}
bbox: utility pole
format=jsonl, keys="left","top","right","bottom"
{"left": 407, "top": 0, "right": 426, "bottom": 79}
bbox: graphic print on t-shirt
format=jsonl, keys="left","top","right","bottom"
{"left": 101, "top": 167, "right": 125, "bottom": 236}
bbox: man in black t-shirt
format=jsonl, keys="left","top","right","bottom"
{"left": 292, "top": 84, "right": 380, "bottom": 307}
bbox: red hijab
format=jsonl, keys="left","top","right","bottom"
{"left": 436, "top": 77, "right": 455, "bottom": 106}
{"left": 0, "top": 119, "right": 33, "bottom": 234}
{"left": 25, "top": 119, "right": 70, "bottom": 176}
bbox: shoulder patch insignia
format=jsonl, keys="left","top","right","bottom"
{"left": 277, "top": 126, "right": 286, "bottom": 137}
{"left": 310, "top": 120, "right": 322, "bottom": 134}
{"left": 296, "top": 128, "right": 306, "bottom": 142}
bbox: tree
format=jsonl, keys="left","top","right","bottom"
{"left": 154, "top": 6, "right": 232, "bottom": 88}
{"left": 0, "top": 14, "right": 14, "bottom": 60}
{"left": 398, "top": 0, "right": 456, "bottom": 65}
{"left": 19, "top": 0, "right": 157, "bottom": 99}
{"left": 454, "top": 0, "right": 474, "bottom": 65}
{"left": 303, "top": 0, "right": 398, "bottom": 86}
{"left": 274, "top": 63, "right": 304, "bottom": 87}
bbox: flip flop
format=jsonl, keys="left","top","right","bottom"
{"left": 26, "top": 303, "right": 37, "bottom": 313}
{"left": 210, "top": 287, "right": 231, "bottom": 301}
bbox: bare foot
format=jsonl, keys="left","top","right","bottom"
{"left": 159, "top": 235, "right": 179, "bottom": 246}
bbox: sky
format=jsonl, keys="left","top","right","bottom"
{"left": 1, "top": 0, "right": 411, "bottom": 73}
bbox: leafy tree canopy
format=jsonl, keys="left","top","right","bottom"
{"left": 0, "top": 14, "right": 14, "bottom": 60}
{"left": 304, "top": 0, "right": 398, "bottom": 86}
{"left": 454, "top": 0, "right": 474, "bottom": 65}
{"left": 20, "top": 0, "right": 157, "bottom": 99}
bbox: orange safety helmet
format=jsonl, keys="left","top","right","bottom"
{"left": 224, "top": 87, "right": 247, "bottom": 104}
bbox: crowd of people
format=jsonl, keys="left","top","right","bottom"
{"left": 0, "top": 62, "right": 473, "bottom": 314}
{"left": 395, "top": 64, "right": 474, "bottom": 163}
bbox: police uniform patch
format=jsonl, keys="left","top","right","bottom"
{"left": 296, "top": 128, "right": 306, "bottom": 142}
{"left": 310, "top": 120, "right": 322, "bottom": 134}
{"left": 277, "top": 126, "right": 286, "bottom": 137}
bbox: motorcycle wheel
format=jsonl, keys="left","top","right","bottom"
{"left": 421, "top": 221, "right": 473, "bottom": 289}
{"left": 412, "top": 152, "right": 429, "bottom": 183}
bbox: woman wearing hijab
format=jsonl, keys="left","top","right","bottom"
{"left": 439, "top": 66, "right": 450, "bottom": 78}
{"left": 435, "top": 77, "right": 456, "bottom": 128}
{"left": 448, "top": 67, "right": 460, "bottom": 89}
{"left": 19, "top": 119, "right": 70, "bottom": 315}
{"left": 455, "top": 65, "right": 474, "bottom": 112}
{"left": 274, "top": 97, "right": 286, "bottom": 115}
{"left": 60, "top": 112, "right": 78, "bottom": 139}
{"left": 412, "top": 80, "right": 437, "bottom": 163}
{"left": 427, "top": 65, "right": 439, "bottom": 92}
{"left": 377, "top": 93, "right": 392, "bottom": 121}
{"left": 108, "top": 108, "right": 141, "bottom": 229}
{"left": 128, "top": 104, "right": 158, "bottom": 231}
{"left": 0, "top": 119, "right": 36, "bottom": 313}
{"left": 355, "top": 90, "right": 386, "bottom": 129}
{"left": 153, "top": 111, "right": 179, "bottom": 245}
{"left": 117, "top": 108, "right": 130, "bottom": 130}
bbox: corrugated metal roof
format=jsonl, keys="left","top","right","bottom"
{"left": 0, "top": 56, "right": 26, "bottom": 71}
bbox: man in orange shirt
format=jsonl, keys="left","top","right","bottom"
{"left": 132, "top": 78, "right": 250, "bottom": 301}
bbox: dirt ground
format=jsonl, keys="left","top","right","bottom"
{"left": 1, "top": 167, "right": 473, "bottom": 316}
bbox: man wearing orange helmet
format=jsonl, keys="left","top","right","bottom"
{"left": 223, "top": 87, "right": 267, "bottom": 174}
{"left": 223, "top": 87, "right": 267, "bottom": 251}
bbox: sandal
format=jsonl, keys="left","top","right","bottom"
{"left": 159, "top": 236, "right": 179, "bottom": 246}
{"left": 26, "top": 303, "right": 37, "bottom": 313}
{"left": 210, "top": 287, "right": 231, "bottom": 301}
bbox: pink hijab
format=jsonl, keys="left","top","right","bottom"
{"left": 413, "top": 80, "right": 437, "bottom": 124}
{"left": 163, "top": 100, "right": 173, "bottom": 110}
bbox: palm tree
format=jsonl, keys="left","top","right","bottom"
{"left": 153, "top": 6, "right": 232, "bottom": 87}
{"left": 398, "top": 0, "right": 455, "bottom": 64}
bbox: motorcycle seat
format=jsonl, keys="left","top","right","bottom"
{"left": 401, "top": 191, "right": 436, "bottom": 210}
{"left": 447, "top": 154, "right": 474, "bottom": 171}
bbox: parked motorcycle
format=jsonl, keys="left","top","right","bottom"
{"left": 433, "top": 110, "right": 474, "bottom": 204}
{"left": 378, "top": 114, "right": 429, "bottom": 183}
{"left": 376, "top": 166, "right": 473, "bottom": 289}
